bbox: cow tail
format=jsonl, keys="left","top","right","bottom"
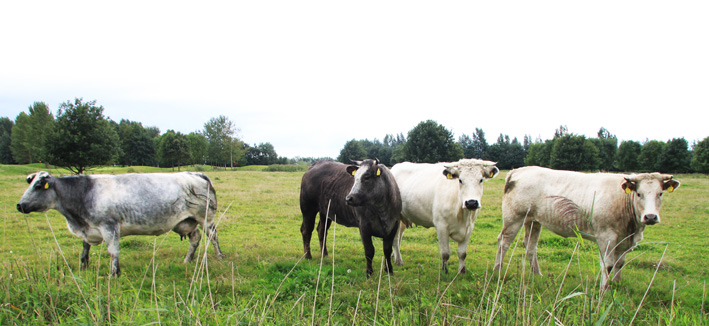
{"left": 193, "top": 172, "right": 218, "bottom": 216}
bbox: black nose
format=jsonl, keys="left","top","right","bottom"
{"left": 464, "top": 200, "right": 479, "bottom": 210}
{"left": 16, "top": 203, "right": 23, "bottom": 213}
{"left": 644, "top": 214, "right": 659, "bottom": 225}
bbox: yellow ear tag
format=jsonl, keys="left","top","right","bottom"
{"left": 625, "top": 187, "right": 632, "bottom": 194}
{"left": 376, "top": 168, "right": 381, "bottom": 176}
{"left": 667, "top": 186, "right": 674, "bottom": 193}
{"left": 446, "top": 173, "right": 453, "bottom": 179}
{"left": 44, "top": 182, "right": 49, "bottom": 189}
{"left": 489, "top": 171, "right": 494, "bottom": 178}
{"left": 351, "top": 170, "right": 356, "bottom": 176}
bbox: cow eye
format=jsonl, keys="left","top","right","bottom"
{"left": 479, "top": 178, "right": 484, "bottom": 184}
{"left": 458, "top": 179, "right": 463, "bottom": 184}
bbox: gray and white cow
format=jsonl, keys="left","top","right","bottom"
{"left": 391, "top": 159, "right": 500, "bottom": 274}
{"left": 17, "top": 171, "right": 226, "bottom": 277}
{"left": 494, "top": 166, "right": 680, "bottom": 288}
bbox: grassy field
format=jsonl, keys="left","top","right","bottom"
{"left": 0, "top": 164, "right": 707, "bottom": 325}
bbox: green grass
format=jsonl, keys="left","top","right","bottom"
{"left": 0, "top": 165, "right": 707, "bottom": 325}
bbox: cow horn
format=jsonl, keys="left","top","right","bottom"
{"left": 661, "top": 174, "right": 674, "bottom": 181}
{"left": 624, "top": 175, "right": 639, "bottom": 182}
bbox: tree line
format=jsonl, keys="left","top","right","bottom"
{"left": 0, "top": 99, "right": 296, "bottom": 173}
{"left": 337, "top": 120, "right": 709, "bottom": 174}
{"left": 3, "top": 101, "right": 708, "bottom": 174}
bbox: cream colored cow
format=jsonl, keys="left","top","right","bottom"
{"left": 494, "top": 166, "right": 680, "bottom": 288}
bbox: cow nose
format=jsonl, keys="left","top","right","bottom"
{"left": 16, "top": 203, "right": 23, "bottom": 213}
{"left": 644, "top": 214, "right": 659, "bottom": 225}
{"left": 345, "top": 196, "right": 354, "bottom": 205}
{"left": 464, "top": 200, "right": 479, "bottom": 210}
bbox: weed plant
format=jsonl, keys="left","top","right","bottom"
{"left": 0, "top": 165, "right": 707, "bottom": 324}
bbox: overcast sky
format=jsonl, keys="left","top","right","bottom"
{"left": 1, "top": 1, "right": 707, "bottom": 159}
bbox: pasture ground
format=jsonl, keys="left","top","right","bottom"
{"left": 0, "top": 164, "right": 707, "bottom": 325}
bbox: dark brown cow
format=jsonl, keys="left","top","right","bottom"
{"left": 299, "top": 159, "right": 402, "bottom": 276}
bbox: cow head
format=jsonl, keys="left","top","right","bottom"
{"left": 17, "top": 171, "right": 56, "bottom": 214}
{"left": 442, "top": 159, "right": 499, "bottom": 210}
{"left": 621, "top": 173, "right": 680, "bottom": 225}
{"left": 345, "top": 159, "right": 387, "bottom": 206}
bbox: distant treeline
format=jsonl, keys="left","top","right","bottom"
{"left": 0, "top": 99, "right": 328, "bottom": 173}
{"left": 336, "top": 121, "right": 709, "bottom": 174}
{"left": 2, "top": 101, "right": 708, "bottom": 173}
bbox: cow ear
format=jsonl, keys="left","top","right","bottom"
{"left": 346, "top": 165, "right": 358, "bottom": 176}
{"left": 621, "top": 178, "right": 636, "bottom": 194}
{"left": 26, "top": 173, "right": 37, "bottom": 184}
{"left": 486, "top": 166, "right": 500, "bottom": 179}
{"left": 442, "top": 168, "right": 456, "bottom": 180}
{"left": 664, "top": 179, "right": 680, "bottom": 193}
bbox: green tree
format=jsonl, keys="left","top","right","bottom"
{"left": 10, "top": 102, "right": 55, "bottom": 164}
{"left": 459, "top": 128, "right": 489, "bottom": 160}
{"left": 403, "top": 120, "right": 463, "bottom": 163}
{"left": 116, "top": 119, "right": 157, "bottom": 166}
{"left": 591, "top": 127, "right": 618, "bottom": 171}
{"left": 616, "top": 140, "right": 642, "bottom": 172}
{"left": 383, "top": 133, "right": 406, "bottom": 165}
{"left": 550, "top": 134, "right": 600, "bottom": 171}
{"left": 657, "top": 138, "right": 691, "bottom": 173}
{"left": 487, "top": 134, "right": 525, "bottom": 170}
{"left": 45, "top": 98, "right": 119, "bottom": 174}
{"left": 203, "top": 115, "right": 244, "bottom": 168}
{"left": 524, "top": 140, "right": 552, "bottom": 167}
{"left": 638, "top": 140, "right": 665, "bottom": 172}
{"left": 158, "top": 130, "right": 191, "bottom": 170}
{"left": 0, "top": 117, "right": 16, "bottom": 164}
{"left": 245, "top": 142, "right": 279, "bottom": 165}
{"left": 186, "top": 132, "right": 208, "bottom": 165}
{"left": 337, "top": 139, "right": 367, "bottom": 163}
{"left": 691, "top": 136, "right": 709, "bottom": 173}
{"left": 10, "top": 112, "right": 31, "bottom": 163}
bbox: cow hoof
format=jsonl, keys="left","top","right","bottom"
{"left": 216, "top": 253, "right": 226, "bottom": 260}
{"left": 394, "top": 259, "right": 404, "bottom": 266}
{"left": 459, "top": 267, "right": 467, "bottom": 274}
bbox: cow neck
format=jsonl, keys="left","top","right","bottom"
{"left": 53, "top": 176, "right": 91, "bottom": 230}
{"left": 623, "top": 193, "right": 642, "bottom": 237}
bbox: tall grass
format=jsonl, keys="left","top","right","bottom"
{"left": 1, "top": 166, "right": 707, "bottom": 324}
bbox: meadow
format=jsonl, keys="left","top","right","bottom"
{"left": 0, "top": 164, "right": 707, "bottom": 325}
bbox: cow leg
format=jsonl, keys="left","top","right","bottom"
{"left": 204, "top": 223, "right": 226, "bottom": 260}
{"left": 436, "top": 225, "right": 452, "bottom": 274}
{"left": 524, "top": 221, "right": 543, "bottom": 275}
{"left": 99, "top": 224, "right": 121, "bottom": 277}
{"left": 392, "top": 220, "right": 406, "bottom": 266}
{"left": 300, "top": 209, "right": 317, "bottom": 259}
{"left": 382, "top": 223, "right": 398, "bottom": 274}
{"left": 456, "top": 236, "right": 470, "bottom": 274}
{"left": 360, "top": 230, "right": 376, "bottom": 277}
{"left": 184, "top": 229, "right": 202, "bottom": 263}
{"left": 612, "top": 251, "right": 627, "bottom": 282}
{"left": 596, "top": 232, "right": 618, "bottom": 289}
{"left": 494, "top": 217, "right": 524, "bottom": 272}
{"left": 80, "top": 241, "right": 91, "bottom": 270}
{"left": 316, "top": 216, "right": 332, "bottom": 257}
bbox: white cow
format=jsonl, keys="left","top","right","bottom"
{"left": 392, "top": 159, "right": 499, "bottom": 274}
{"left": 494, "top": 166, "right": 680, "bottom": 288}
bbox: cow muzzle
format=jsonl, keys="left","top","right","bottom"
{"left": 643, "top": 214, "right": 659, "bottom": 225}
{"left": 345, "top": 195, "right": 363, "bottom": 206}
{"left": 17, "top": 203, "right": 29, "bottom": 214}
{"left": 464, "top": 199, "right": 480, "bottom": 210}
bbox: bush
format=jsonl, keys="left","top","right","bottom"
{"left": 262, "top": 165, "right": 308, "bottom": 172}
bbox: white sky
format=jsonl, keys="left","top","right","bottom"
{"left": 1, "top": 1, "right": 707, "bottom": 159}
